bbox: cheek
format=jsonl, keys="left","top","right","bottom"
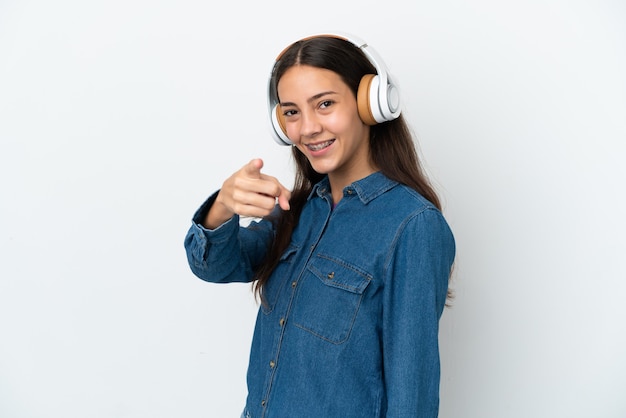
{"left": 328, "top": 111, "right": 361, "bottom": 137}
{"left": 285, "top": 122, "right": 299, "bottom": 141}
{"left": 321, "top": 112, "right": 349, "bottom": 134}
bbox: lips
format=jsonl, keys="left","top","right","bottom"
{"left": 306, "top": 139, "right": 335, "bottom": 152}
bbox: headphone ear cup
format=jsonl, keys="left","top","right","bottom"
{"left": 275, "top": 105, "right": 288, "bottom": 137}
{"left": 357, "top": 74, "right": 379, "bottom": 126}
{"left": 379, "top": 79, "right": 401, "bottom": 120}
{"left": 270, "top": 104, "right": 293, "bottom": 145}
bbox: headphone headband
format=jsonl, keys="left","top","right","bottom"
{"left": 267, "top": 32, "right": 401, "bottom": 146}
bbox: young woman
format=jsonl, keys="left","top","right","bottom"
{"left": 184, "top": 33, "right": 456, "bottom": 418}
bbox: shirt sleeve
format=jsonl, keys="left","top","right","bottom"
{"left": 183, "top": 191, "right": 276, "bottom": 284}
{"left": 382, "top": 207, "right": 456, "bottom": 417}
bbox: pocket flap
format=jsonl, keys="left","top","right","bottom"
{"left": 307, "top": 255, "right": 372, "bottom": 294}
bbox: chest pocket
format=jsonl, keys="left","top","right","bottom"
{"left": 292, "top": 254, "right": 372, "bottom": 344}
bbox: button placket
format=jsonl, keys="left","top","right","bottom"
{"left": 259, "top": 195, "right": 333, "bottom": 415}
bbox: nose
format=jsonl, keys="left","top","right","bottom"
{"left": 299, "top": 109, "right": 322, "bottom": 139}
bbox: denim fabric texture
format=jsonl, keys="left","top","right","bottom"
{"left": 185, "top": 172, "right": 455, "bottom": 418}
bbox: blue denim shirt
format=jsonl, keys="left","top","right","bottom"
{"left": 184, "top": 172, "right": 455, "bottom": 418}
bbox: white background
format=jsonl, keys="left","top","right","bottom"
{"left": 1, "top": 0, "right": 625, "bottom": 417}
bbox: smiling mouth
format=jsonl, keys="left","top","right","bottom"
{"left": 306, "top": 139, "right": 335, "bottom": 152}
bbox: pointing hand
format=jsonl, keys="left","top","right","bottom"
{"left": 203, "top": 159, "right": 291, "bottom": 229}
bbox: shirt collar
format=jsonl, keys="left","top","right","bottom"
{"left": 309, "top": 172, "right": 398, "bottom": 205}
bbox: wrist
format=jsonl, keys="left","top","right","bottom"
{"left": 203, "top": 195, "right": 234, "bottom": 229}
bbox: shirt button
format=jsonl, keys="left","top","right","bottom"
{"left": 261, "top": 400, "right": 266, "bottom": 407}
{"left": 291, "top": 281, "right": 297, "bottom": 288}
{"left": 269, "top": 360, "right": 276, "bottom": 368}
{"left": 279, "top": 318, "right": 285, "bottom": 326}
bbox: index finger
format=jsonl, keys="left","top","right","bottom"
{"left": 243, "top": 158, "right": 264, "bottom": 179}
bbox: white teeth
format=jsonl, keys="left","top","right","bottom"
{"left": 307, "top": 140, "right": 334, "bottom": 151}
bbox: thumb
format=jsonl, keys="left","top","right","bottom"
{"left": 277, "top": 185, "right": 291, "bottom": 211}
{"left": 244, "top": 158, "right": 264, "bottom": 179}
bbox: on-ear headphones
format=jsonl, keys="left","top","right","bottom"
{"left": 267, "top": 32, "right": 402, "bottom": 146}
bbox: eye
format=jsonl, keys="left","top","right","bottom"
{"left": 319, "top": 100, "right": 334, "bottom": 109}
{"left": 282, "top": 108, "right": 298, "bottom": 117}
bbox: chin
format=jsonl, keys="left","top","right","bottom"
{"left": 309, "top": 162, "right": 335, "bottom": 175}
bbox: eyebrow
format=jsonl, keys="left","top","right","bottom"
{"left": 280, "top": 91, "right": 338, "bottom": 107}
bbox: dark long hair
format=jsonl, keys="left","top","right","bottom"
{"left": 254, "top": 36, "right": 452, "bottom": 303}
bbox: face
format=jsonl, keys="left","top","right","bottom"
{"left": 277, "top": 65, "right": 374, "bottom": 185}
